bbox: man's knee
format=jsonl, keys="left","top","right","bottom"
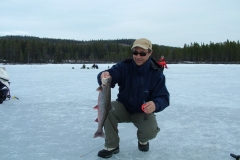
{"left": 146, "top": 126, "right": 160, "bottom": 139}
{"left": 137, "top": 126, "right": 160, "bottom": 142}
{"left": 111, "top": 101, "right": 124, "bottom": 110}
{"left": 110, "top": 101, "right": 131, "bottom": 122}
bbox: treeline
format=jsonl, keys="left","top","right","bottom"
{"left": 0, "top": 36, "right": 133, "bottom": 63}
{"left": 0, "top": 35, "right": 239, "bottom": 64}
{"left": 168, "top": 40, "right": 240, "bottom": 63}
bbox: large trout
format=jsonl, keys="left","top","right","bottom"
{"left": 93, "top": 77, "right": 113, "bottom": 138}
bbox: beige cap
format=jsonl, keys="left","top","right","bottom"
{"left": 131, "top": 38, "right": 152, "bottom": 50}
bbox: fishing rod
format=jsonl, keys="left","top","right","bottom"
{"left": 141, "top": 77, "right": 148, "bottom": 121}
{"left": 79, "top": 143, "right": 104, "bottom": 158}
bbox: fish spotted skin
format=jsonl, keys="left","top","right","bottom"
{"left": 94, "top": 77, "right": 113, "bottom": 138}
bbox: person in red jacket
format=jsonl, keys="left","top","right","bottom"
{"left": 158, "top": 56, "right": 168, "bottom": 70}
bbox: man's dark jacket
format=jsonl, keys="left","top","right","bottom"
{"left": 97, "top": 58, "right": 170, "bottom": 113}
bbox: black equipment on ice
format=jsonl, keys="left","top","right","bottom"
{"left": 230, "top": 153, "right": 240, "bottom": 160}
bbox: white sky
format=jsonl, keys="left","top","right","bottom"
{"left": 0, "top": 0, "right": 240, "bottom": 47}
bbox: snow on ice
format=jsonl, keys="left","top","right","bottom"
{"left": 0, "top": 63, "right": 240, "bottom": 160}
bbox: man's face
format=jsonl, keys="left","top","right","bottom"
{"left": 132, "top": 47, "right": 152, "bottom": 66}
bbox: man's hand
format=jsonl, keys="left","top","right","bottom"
{"left": 142, "top": 101, "right": 156, "bottom": 114}
{"left": 101, "top": 71, "right": 111, "bottom": 79}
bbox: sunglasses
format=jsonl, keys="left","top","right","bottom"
{"left": 132, "top": 50, "right": 148, "bottom": 56}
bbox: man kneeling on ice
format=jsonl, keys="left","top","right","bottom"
{"left": 96, "top": 38, "right": 170, "bottom": 158}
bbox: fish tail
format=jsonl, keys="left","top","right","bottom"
{"left": 94, "top": 130, "right": 105, "bottom": 138}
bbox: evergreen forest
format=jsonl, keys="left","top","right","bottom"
{"left": 0, "top": 35, "right": 239, "bottom": 64}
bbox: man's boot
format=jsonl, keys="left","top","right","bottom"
{"left": 98, "top": 147, "right": 119, "bottom": 158}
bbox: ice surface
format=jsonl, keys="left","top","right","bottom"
{"left": 0, "top": 63, "right": 239, "bottom": 160}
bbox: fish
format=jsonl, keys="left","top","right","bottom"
{"left": 93, "top": 77, "right": 113, "bottom": 138}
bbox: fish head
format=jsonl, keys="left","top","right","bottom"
{"left": 101, "top": 77, "right": 112, "bottom": 86}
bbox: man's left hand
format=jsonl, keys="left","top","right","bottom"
{"left": 142, "top": 101, "right": 156, "bottom": 114}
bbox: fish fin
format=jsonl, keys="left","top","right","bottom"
{"left": 93, "top": 105, "right": 99, "bottom": 109}
{"left": 96, "top": 86, "right": 102, "bottom": 91}
{"left": 95, "top": 118, "right": 98, "bottom": 122}
{"left": 94, "top": 130, "right": 105, "bottom": 138}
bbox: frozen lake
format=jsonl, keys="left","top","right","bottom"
{"left": 0, "top": 63, "right": 239, "bottom": 160}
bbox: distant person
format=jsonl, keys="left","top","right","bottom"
{"left": 95, "top": 64, "right": 99, "bottom": 69}
{"left": 96, "top": 38, "right": 170, "bottom": 158}
{"left": 158, "top": 56, "right": 168, "bottom": 71}
{"left": 81, "top": 64, "right": 86, "bottom": 69}
{"left": 0, "top": 67, "right": 11, "bottom": 103}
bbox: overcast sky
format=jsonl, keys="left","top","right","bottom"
{"left": 0, "top": 0, "right": 239, "bottom": 47}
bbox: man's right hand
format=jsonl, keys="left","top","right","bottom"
{"left": 101, "top": 71, "right": 111, "bottom": 79}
